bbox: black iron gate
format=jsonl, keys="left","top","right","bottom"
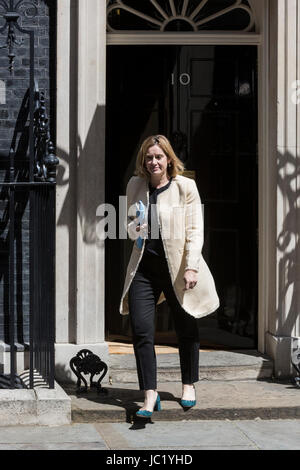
{"left": 0, "top": 1, "right": 57, "bottom": 388}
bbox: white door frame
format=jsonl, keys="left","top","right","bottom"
{"left": 107, "top": 32, "right": 261, "bottom": 45}
{"left": 106, "top": 0, "right": 270, "bottom": 353}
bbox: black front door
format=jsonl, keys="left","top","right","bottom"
{"left": 105, "top": 45, "right": 258, "bottom": 349}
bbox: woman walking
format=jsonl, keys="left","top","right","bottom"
{"left": 119, "top": 135, "right": 219, "bottom": 418}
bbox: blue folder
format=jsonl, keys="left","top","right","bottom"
{"left": 136, "top": 200, "right": 145, "bottom": 249}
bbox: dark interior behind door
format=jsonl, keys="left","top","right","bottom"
{"left": 105, "top": 45, "right": 258, "bottom": 349}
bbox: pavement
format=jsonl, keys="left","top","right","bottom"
{"left": 1, "top": 419, "right": 300, "bottom": 450}
{"left": 0, "top": 377, "right": 299, "bottom": 451}
{"left": 0, "top": 349, "right": 299, "bottom": 451}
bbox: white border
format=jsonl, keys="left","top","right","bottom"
{"left": 257, "top": 0, "right": 269, "bottom": 354}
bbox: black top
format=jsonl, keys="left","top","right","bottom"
{"left": 144, "top": 178, "right": 172, "bottom": 257}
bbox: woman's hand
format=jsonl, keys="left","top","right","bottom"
{"left": 136, "top": 223, "right": 147, "bottom": 232}
{"left": 183, "top": 269, "right": 198, "bottom": 290}
{"left": 136, "top": 223, "right": 148, "bottom": 237}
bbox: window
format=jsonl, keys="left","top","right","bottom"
{"left": 107, "top": 0, "right": 255, "bottom": 32}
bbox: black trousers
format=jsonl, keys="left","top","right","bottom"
{"left": 128, "top": 251, "right": 201, "bottom": 390}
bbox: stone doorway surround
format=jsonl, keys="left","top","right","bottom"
{"left": 55, "top": 0, "right": 109, "bottom": 383}
{"left": 54, "top": 0, "right": 300, "bottom": 382}
{"left": 265, "top": 0, "right": 300, "bottom": 377}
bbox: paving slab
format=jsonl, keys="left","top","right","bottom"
{"left": 93, "top": 419, "right": 300, "bottom": 450}
{"left": 95, "top": 421, "right": 253, "bottom": 449}
{"left": 64, "top": 378, "right": 300, "bottom": 423}
{"left": 235, "top": 420, "right": 300, "bottom": 450}
{"left": 0, "top": 443, "right": 107, "bottom": 450}
{"left": 0, "top": 424, "right": 108, "bottom": 450}
{"left": 120, "top": 446, "right": 256, "bottom": 450}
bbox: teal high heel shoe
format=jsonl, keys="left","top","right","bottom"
{"left": 180, "top": 385, "right": 196, "bottom": 408}
{"left": 136, "top": 393, "right": 161, "bottom": 418}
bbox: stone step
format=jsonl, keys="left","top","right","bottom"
{"left": 0, "top": 381, "right": 71, "bottom": 426}
{"left": 108, "top": 350, "right": 274, "bottom": 383}
{"left": 63, "top": 378, "right": 300, "bottom": 424}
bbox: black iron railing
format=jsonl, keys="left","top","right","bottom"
{"left": 29, "top": 83, "right": 57, "bottom": 389}
{"left": 0, "top": 1, "right": 58, "bottom": 388}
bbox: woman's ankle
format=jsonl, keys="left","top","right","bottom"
{"left": 181, "top": 384, "right": 195, "bottom": 399}
{"left": 141, "top": 389, "right": 158, "bottom": 411}
{"left": 144, "top": 389, "right": 157, "bottom": 396}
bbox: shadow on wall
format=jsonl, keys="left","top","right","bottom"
{"left": 276, "top": 149, "right": 300, "bottom": 338}
{"left": 55, "top": 363, "right": 73, "bottom": 385}
{"left": 56, "top": 104, "right": 106, "bottom": 245}
{"left": 55, "top": 104, "right": 106, "bottom": 344}
{"left": 0, "top": 89, "right": 32, "bottom": 345}
{"left": 54, "top": 1, "right": 108, "bottom": 344}
{"left": 55, "top": 0, "right": 105, "bottom": 244}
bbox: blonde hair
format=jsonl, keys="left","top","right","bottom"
{"left": 134, "top": 135, "right": 185, "bottom": 179}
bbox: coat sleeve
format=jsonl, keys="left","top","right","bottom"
{"left": 184, "top": 179, "right": 204, "bottom": 273}
{"left": 125, "top": 177, "right": 140, "bottom": 241}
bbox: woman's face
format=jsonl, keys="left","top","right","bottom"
{"left": 144, "top": 145, "right": 170, "bottom": 177}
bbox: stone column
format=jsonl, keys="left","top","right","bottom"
{"left": 55, "top": 0, "right": 109, "bottom": 382}
{"left": 266, "top": 0, "right": 300, "bottom": 377}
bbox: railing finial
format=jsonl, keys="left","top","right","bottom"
{"left": 0, "top": 0, "right": 37, "bottom": 72}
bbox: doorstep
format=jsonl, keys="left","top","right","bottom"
{"left": 65, "top": 378, "right": 300, "bottom": 423}
{"left": 108, "top": 349, "right": 274, "bottom": 383}
{"left": 60, "top": 349, "right": 300, "bottom": 423}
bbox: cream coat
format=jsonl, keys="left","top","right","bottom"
{"left": 119, "top": 174, "right": 220, "bottom": 319}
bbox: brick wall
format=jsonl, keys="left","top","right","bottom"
{"left": 0, "top": 0, "right": 56, "bottom": 345}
